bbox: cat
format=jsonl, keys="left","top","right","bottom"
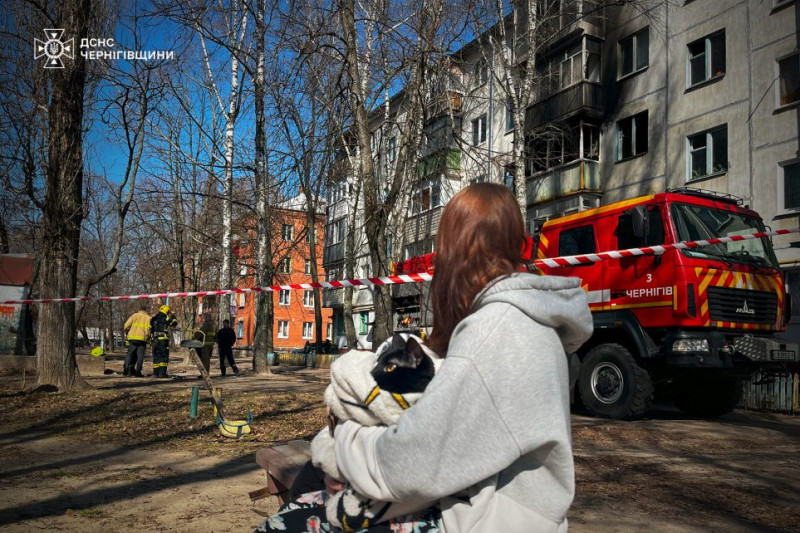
{"left": 370, "top": 333, "right": 435, "bottom": 394}
{"left": 321, "top": 333, "right": 438, "bottom": 531}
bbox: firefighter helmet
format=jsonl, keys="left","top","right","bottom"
{"left": 159, "top": 305, "right": 170, "bottom": 314}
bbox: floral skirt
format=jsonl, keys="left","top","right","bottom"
{"left": 254, "top": 490, "right": 442, "bottom": 533}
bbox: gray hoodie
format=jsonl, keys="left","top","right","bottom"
{"left": 335, "top": 273, "right": 593, "bottom": 532}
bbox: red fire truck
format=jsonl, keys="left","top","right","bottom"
{"left": 537, "top": 188, "right": 797, "bottom": 419}
{"left": 394, "top": 188, "right": 799, "bottom": 419}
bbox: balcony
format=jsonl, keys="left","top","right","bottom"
{"left": 527, "top": 159, "right": 601, "bottom": 205}
{"left": 323, "top": 242, "right": 346, "bottom": 265}
{"left": 526, "top": 81, "right": 603, "bottom": 130}
{"left": 323, "top": 287, "right": 345, "bottom": 308}
{"left": 417, "top": 148, "right": 461, "bottom": 178}
{"left": 426, "top": 90, "right": 463, "bottom": 121}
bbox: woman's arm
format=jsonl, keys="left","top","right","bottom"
{"left": 335, "top": 356, "right": 521, "bottom": 502}
{"left": 335, "top": 308, "right": 573, "bottom": 504}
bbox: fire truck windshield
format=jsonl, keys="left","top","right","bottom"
{"left": 670, "top": 203, "right": 779, "bottom": 269}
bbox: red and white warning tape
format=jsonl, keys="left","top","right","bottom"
{"left": 3, "top": 227, "right": 798, "bottom": 305}
{"left": 0, "top": 273, "right": 434, "bottom": 305}
{"left": 534, "top": 227, "right": 800, "bottom": 268}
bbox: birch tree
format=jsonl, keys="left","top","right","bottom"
{"left": 337, "top": 0, "right": 451, "bottom": 346}
{"left": 250, "top": 0, "right": 275, "bottom": 372}
{"left": 190, "top": 0, "right": 249, "bottom": 326}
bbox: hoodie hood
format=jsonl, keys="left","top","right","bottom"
{"left": 473, "top": 272, "right": 593, "bottom": 354}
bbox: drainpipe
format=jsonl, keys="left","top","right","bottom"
{"left": 488, "top": 48, "right": 494, "bottom": 181}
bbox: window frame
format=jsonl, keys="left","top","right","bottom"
{"left": 619, "top": 27, "right": 649, "bottom": 79}
{"left": 237, "top": 320, "right": 244, "bottom": 339}
{"left": 280, "top": 257, "right": 291, "bottom": 274}
{"left": 778, "top": 158, "right": 800, "bottom": 214}
{"left": 388, "top": 136, "right": 397, "bottom": 162}
{"left": 326, "top": 266, "right": 340, "bottom": 282}
{"left": 472, "top": 114, "right": 487, "bottom": 146}
{"left": 304, "top": 259, "right": 312, "bottom": 275}
{"left": 503, "top": 168, "right": 516, "bottom": 195}
{"left": 358, "top": 312, "right": 369, "bottom": 335}
{"left": 411, "top": 178, "right": 443, "bottom": 214}
{"left": 303, "top": 290, "right": 314, "bottom": 307}
{"left": 281, "top": 223, "right": 294, "bottom": 242}
{"left": 278, "top": 289, "right": 290, "bottom": 306}
{"left": 473, "top": 58, "right": 488, "bottom": 89}
{"left": 776, "top": 52, "right": 800, "bottom": 109}
{"left": 686, "top": 30, "right": 726, "bottom": 89}
{"left": 616, "top": 111, "right": 649, "bottom": 161}
{"left": 302, "top": 322, "right": 313, "bottom": 339}
{"left": 686, "top": 125, "right": 728, "bottom": 181}
{"left": 277, "top": 320, "right": 289, "bottom": 339}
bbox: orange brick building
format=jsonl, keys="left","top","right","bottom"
{"left": 232, "top": 193, "right": 332, "bottom": 351}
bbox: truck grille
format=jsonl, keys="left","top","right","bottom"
{"left": 707, "top": 287, "right": 777, "bottom": 324}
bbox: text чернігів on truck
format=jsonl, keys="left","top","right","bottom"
{"left": 536, "top": 188, "right": 799, "bottom": 419}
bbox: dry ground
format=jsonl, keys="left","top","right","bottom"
{"left": 1, "top": 352, "right": 799, "bottom": 532}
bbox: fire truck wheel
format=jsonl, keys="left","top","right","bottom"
{"left": 578, "top": 343, "right": 653, "bottom": 420}
{"left": 672, "top": 374, "right": 741, "bottom": 417}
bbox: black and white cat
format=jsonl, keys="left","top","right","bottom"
{"left": 371, "top": 333, "right": 435, "bottom": 394}
{"left": 311, "top": 332, "right": 439, "bottom": 531}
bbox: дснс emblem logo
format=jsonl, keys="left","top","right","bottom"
{"left": 34, "top": 29, "right": 74, "bottom": 69}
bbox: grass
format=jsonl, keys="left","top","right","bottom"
{"left": 0, "top": 385, "right": 327, "bottom": 456}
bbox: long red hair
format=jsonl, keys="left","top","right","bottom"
{"left": 426, "top": 183, "right": 525, "bottom": 355}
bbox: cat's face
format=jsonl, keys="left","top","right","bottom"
{"left": 371, "top": 333, "right": 434, "bottom": 394}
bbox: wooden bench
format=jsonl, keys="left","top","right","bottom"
{"left": 251, "top": 440, "right": 312, "bottom": 505}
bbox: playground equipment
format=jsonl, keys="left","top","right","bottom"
{"left": 180, "top": 330, "right": 252, "bottom": 438}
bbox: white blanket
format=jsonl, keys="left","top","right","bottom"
{"left": 311, "top": 335, "right": 440, "bottom": 530}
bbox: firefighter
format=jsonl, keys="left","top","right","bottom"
{"left": 197, "top": 312, "right": 217, "bottom": 375}
{"left": 150, "top": 305, "right": 178, "bottom": 378}
{"left": 123, "top": 303, "right": 151, "bottom": 377}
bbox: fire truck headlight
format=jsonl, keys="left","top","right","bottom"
{"left": 672, "top": 339, "right": 710, "bottom": 353}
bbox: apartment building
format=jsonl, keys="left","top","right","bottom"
{"left": 323, "top": 0, "right": 800, "bottom": 341}
{"left": 234, "top": 190, "right": 332, "bottom": 351}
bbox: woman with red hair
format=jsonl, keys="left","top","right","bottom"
{"left": 257, "top": 183, "right": 592, "bottom": 532}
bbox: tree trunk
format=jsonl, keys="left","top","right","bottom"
{"left": 0, "top": 213, "right": 9, "bottom": 254}
{"left": 343, "top": 286, "right": 356, "bottom": 349}
{"left": 343, "top": 176, "right": 361, "bottom": 349}
{"left": 252, "top": 0, "right": 272, "bottom": 374}
{"left": 339, "top": 0, "right": 392, "bottom": 347}
{"left": 36, "top": 0, "right": 91, "bottom": 390}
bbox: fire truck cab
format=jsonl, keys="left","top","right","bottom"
{"left": 537, "top": 188, "right": 799, "bottom": 419}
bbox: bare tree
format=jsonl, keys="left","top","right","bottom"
{"left": 170, "top": 0, "right": 250, "bottom": 327}
{"left": 75, "top": 20, "right": 164, "bottom": 332}
{"left": 32, "top": 0, "right": 93, "bottom": 389}
{"left": 250, "top": 0, "right": 275, "bottom": 372}
{"left": 337, "top": 0, "right": 451, "bottom": 346}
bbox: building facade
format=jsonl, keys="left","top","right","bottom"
{"left": 232, "top": 191, "right": 332, "bottom": 352}
{"left": 323, "top": 0, "right": 800, "bottom": 342}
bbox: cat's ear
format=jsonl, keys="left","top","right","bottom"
{"left": 405, "top": 337, "right": 427, "bottom": 366}
{"left": 390, "top": 332, "right": 406, "bottom": 351}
